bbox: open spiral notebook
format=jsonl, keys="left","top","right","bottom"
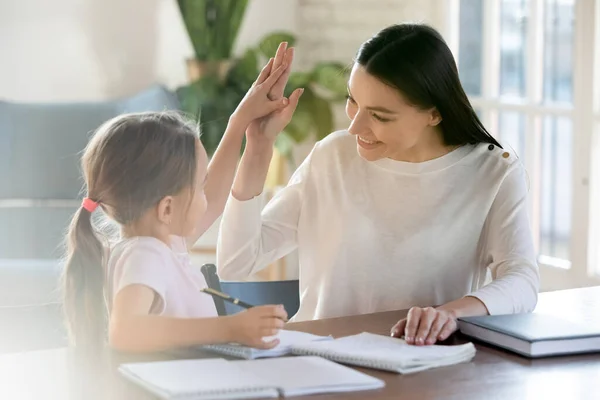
{"left": 202, "top": 330, "right": 333, "bottom": 359}
{"left": 202, "top": 330, "right": 475, "bottom": 374}
{"left": 291, "top": 332, "right": 477, "bottom": 374}
{"left": 119, "top": 356, "right": 385, "bottom": 399}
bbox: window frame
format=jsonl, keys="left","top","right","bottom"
{"left": 452, "top": 0, "right": 600, "bottom": 290}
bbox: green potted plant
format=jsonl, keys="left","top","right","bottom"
{"left": 175, "top": 1, "right": 349, "bottom": 166}
{"left": 177, "top": 0, "right": 248, "bottom": 80}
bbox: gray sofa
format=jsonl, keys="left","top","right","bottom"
{"left": 0, "top": 85, "right": 180, "bottom": 352}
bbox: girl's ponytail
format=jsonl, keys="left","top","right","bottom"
{"left": 62, "top": 204, "right": 106, "bottom": 348}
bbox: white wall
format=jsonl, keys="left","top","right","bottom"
{"left": 0, "top": 0, "right": 447, "bottom": 105}
{"left": 0, "top": 0, "right": 298, "bottom": 102}
{"left": 294, "top": 0, "right": 450, "bottom": 150}
{"left": 296, "top": 0, "right": 449, "bottom": 69}
{"left": 0, "top": 0, "right": 451, "bottom": 273}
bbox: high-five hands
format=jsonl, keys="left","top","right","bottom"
{"left": 245, "top": 42, "right": 304, "bottom": 145}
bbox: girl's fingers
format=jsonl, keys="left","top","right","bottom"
{"left": 272, "top": 42, "right": 288, "bottom": 71}
{"left": 255, "top": 338, "right": 280, "bottom": 349}
{"left": 260, "top": 63, "right": 288, "bottom": 90}
{"left": 269, "top": 47, "right": 294, "bottom": 100}
{"left": 255, "top": 58, "right": 274, "bottom": 85}
{"left": 260, "top": 328, "right": 281, "bottom": 338}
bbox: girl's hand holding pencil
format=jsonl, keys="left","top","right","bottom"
{"left": 224, "top": 304, "right": 288, "bottom": 349}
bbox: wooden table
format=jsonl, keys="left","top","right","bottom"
{"left": 2, "top": 287, "right": 600, "bottom": 400}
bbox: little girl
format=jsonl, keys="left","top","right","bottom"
{"left": 62, "top": 44, "right": 303, "bottom": 352}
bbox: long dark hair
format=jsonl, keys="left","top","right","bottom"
{"left": 62, "top": 111, "right": 199, "bottom": 348}
{"left": 356, "top": 23, "right": 501, "bottom": 148}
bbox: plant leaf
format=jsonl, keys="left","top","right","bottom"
{"left": 312, "top": 62, "right": 349, "bottom": 98}
{"left": 226, "top": 0, "right": 248, "bottom": 58}
{"left": 213, "top": 0, "right": 249, "bottom": 59}
{"left": 227, "top": 49, "right": 259, "bottom": 89}
{"left": 175, "top": 77, "right": 241, "bottom": 155}
{"left": 176, "top": 81, "right": 207, "bottom": 120}
{"left": 285, "top": 71, "right": 313, "bottom": 96}
{"left": 286, "top": 96, "right": 313, "bottom": 143}
{"left": 308, "top": 94, "right": 334, "bottom": 140}
{"left": 258, "top": 32, "right": 296, "bottom": 58}
{"left": 177, "top": 0, "right": 248, "bottom": 61}
{"left": 283, "top": 86, "right": 335, "bottom": 143}
{"left": 177, "top": 0, "right": 210, "bottom": 60}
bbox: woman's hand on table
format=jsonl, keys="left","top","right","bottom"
{"left": 390, "top": 297, "right": 489, "bottom": 345}
{"left": 390, "top": 307, "right": 458, "bottom": 345}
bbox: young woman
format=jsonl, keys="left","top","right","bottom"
{"left": 217, "top": 24, "right": 539, "bottom": 346}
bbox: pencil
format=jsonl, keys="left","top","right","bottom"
{"left": 200, "top": 288, "right": 289, "bottom": 322}
{"left": 200, "top": 287, "right": 255, "bottom": 309}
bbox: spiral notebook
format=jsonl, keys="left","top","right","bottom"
{"left": 291, "top": 332, "right": 476, "bottom": 374}
{"left": 202, "top": 330, "right": 333, "bottom": 359}
{"left": 119, "top": 356, "right": 385, "bottom": 399}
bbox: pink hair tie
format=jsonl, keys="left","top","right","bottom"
{"left": 82, "top": 198, "right": 100, "bottom": 213}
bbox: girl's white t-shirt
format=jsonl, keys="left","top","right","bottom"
{"left": 106, "top": 236, "right": 217, "bottom": 318}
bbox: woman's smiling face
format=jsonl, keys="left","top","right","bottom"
{"left": 345, "top": 64, "right": 441, "bottom": 162}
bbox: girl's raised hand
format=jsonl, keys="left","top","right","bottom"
{"left": 231, "top": 57, "right": 291, "bottom": 128}
{"left": 246, "top": 42, "right": 304, "bottom": 145}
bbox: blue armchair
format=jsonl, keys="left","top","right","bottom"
{"left": 0, "top": 85, "right": 180, "bottom": 310}
{"left": 201, "top": 264, "right": 300, "bottom": 319}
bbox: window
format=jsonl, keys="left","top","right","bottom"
{"left": 455, "top": 0, "right": 600, "bottom": 288}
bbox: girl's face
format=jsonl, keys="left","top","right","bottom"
{"left": 345, "top": 64, "right": 442, "bottom": 162}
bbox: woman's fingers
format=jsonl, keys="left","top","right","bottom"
{"left": 404, "top": 307, "right": 422, "bottom": 344}
{"left": 279, "top": 88, "right": 304, "bottom": 121}
{"left": 425, "top": 313, "right": 447, "bottom": 345}
{"left": 415, "top": 307, "right": 437, "bottom": 345}
{"left": 437, "top": 318, "right": 458, "bottom": 342}
{"left": 390, "top": 318, "right": 407, "bottom": 338}
{"left": 393, "top": 307, "right": 458, "bottom": 346}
